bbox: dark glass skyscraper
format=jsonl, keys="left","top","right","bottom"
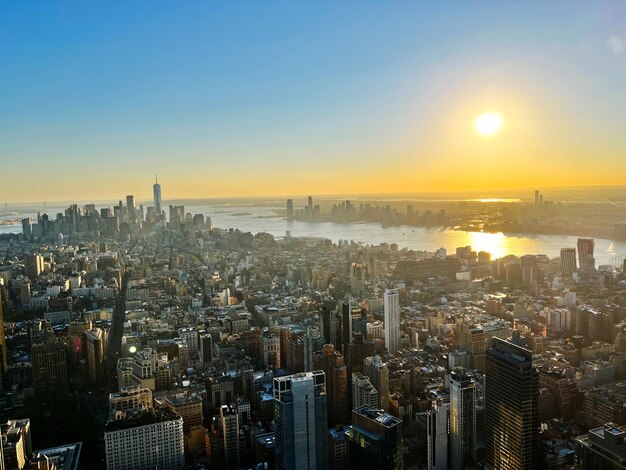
{"left": 485, "top": 337, "right": 539, "bottom": 470}
{"left": 450, "top": 369, "right": 477, "bottom": 470}
{"left": 346, "top": 405, "right": 403, "bottom": 470}
{"left": 274, "top": 371, "right": 328, "bottom": 470}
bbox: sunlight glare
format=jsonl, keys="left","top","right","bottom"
{"left": 475, "top": 113, "right": 503, "bottom": 137}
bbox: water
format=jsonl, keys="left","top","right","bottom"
{"left": 2, "top": 203, "right": 626, "bottom": 265}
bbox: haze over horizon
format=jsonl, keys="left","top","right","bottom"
{"left": 3, "top": 1, "right": 626, "bottom": 202}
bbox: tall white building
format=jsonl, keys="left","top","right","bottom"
{"left": 384, "top": 289, "right": 400, "bottom": 355}
{"left": 104, "top": 408, "right": 184, "bottom": 470}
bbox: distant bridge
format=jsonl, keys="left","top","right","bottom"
{"left": 609, "top": 254, "right": 626, "bottom": 267}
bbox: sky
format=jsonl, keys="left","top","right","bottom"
{"left": 1, "top": 1, "right": 626, "bottom": 202}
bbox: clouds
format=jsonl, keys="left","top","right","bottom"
{"left": 607, "top": 35, "right": 624, "bottom": 55}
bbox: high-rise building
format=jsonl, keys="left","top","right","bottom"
{"left": 449, "top": 370, "right": 477, "bottom": 470}
{"left": 220, "top": 404, "right": 240, "bottom": 470}
{"left": 352, "top": 372, "right": 379, "bottom": 409}
{"left": 200, "top": 333, "right": 213, "bottom": 369}
{"left": 260, "top": 331, "right": 280, "bottom": 369}
{"left": 304, "top": 326, "right": 325, "bottom": 372}
{"left": 575, "top": 422, "right": 626, "bottom": 469}
{"left": 363, "top": 355, "right": 389, "bottom": 411}
{"left": 425, "top": 401, "right": 449, "bottom": 470}
{"left": 0, "top": 291, "right": 7, "bottom": 393}
{"left": 1, "top": 418, "right": 32, "bottom": 470}
{"left": 577, "top": 238, "right": 595, "bottom": 272}
{"left": 349, "top": 264, "right": 366, "bottom": 296}
{"left": 327, "top": 425, "right": 348, "bottom": 470}
{"left": 560, "top": 248, "right": 577, "bottom": 276}
{"left": 24, "top": 253, "right": 44, "bottom": 279}
{"left": 162, "top": 394, "right": 203, "bottom": 433}
{"left": 384, "top": 289, "right": 400, "bottom": 355}
{"left": 455, "top": 323, "right": 486, "bottom": 370}
{"left": 126, "top": 195, "right": 136, "bottom": 223}
{"left": 273, "top": 371, "right": 328, "bottom": 470}
{"left": 178, "top": 327, "right": 199, "bottom": 353}
{"left": 109, "top": 387, "right": 153, "bottom": 412}
{"left": 68, "top": 320, "right": 92, "bottom": 364}
{"left": 116, "top": 358, "right": 134, "bottom": 390}
{"left": 31, "top": 332, "right": 68, "bottom": 397}
{"left": 346, "top": 406, "right": 403, "bottom": 470}
{"left": 485, "top": 338, "right": 539, "bottom": 470}
{"left": 21, "top": 218, "right": 31, "bottom": 241}
{"left": 341, "top": 302, "right": 351, "bottom": 354}
{"left": 153, "top": 175, "right": 162, "bottom": 216}
{"left": 320, "top": 306, "right": 339, "bottom": 348}
{"left": 286, "top": 199, "right": 294, "bottom": 220}
{"left": 313, "top": 344, "right": 348, "bottom": 426}
{"left": 104, "top": 408, "right": 184, "bottom": 470}
{"left": 84, "top": 327, "right": 106, "bottom": 387}
{"left": 346, "top": 333, "right": 376, "bottom": 375}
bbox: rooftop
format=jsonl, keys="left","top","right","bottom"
{"left": 105, "top": 408, "right": 181, "bottom": 433}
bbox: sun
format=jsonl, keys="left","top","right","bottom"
{"left": 475, "top": 112, "right": 503, "bottom": 137}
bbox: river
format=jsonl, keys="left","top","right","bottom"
{"left": 2, "top": 202, "right": 626, "bottom": 265}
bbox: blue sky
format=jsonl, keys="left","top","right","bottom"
{"left": 1, "top": 1, "right": 626, "bottom": 201}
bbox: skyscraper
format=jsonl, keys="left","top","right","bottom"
{"left": 346, "top": 406, "right": 403, "bottom": 470}
{"left": 449, "top": 369, "right": 477, "bottom": 470}
{"left": 84, "top": 328, "right": 106, "bottom": 387}
{"left": 220, "top": 404, "right": 240, "bottom": 470}
{"left": 153, "top": 174, "right": 162, "bottom": 216}
{"left": 384, "top": 289, "right": 400, "bottom": 355}
{"left": 21, "top": 218, "right": 31, "bottom": 241}
{"left": 485, "top": 338, "right": 539, "bottom": 470}
{"left": 274, "top": 371, "right": 328, "bottom": 470}
{"left": 341, "top": 301, "right": 351, "bottom": 354}
{"left": 313, "top": 344, "right": 348, "bottom": 426}
{"left": 425, "top": 400, "right": 449, "bottom": 470}
{"left": 363, "top": 355, "right": 389, "bottom": 411}
{"left": 303, "top": 326, "right": 325, "bottom": 372}
{"left": 31, "top": 329, "right": 69, "bottom": 397}
{"left": 286, "top": 199, "right": 294, "bottom": 220}
{"left": 126, "top": 195, "right": 136, "bottom": 223}
{"left": 0, "top": 291, "right": 7, "bottom": 393}
{"left": 560, "top": 248, "right": 577, "bottom": 276}
{"left": 200, "top": 333, "right": 213, "bottom": 370}
{"left": 577, "top": 238, "right": 595, "bottom": 272}
{"left": 24, "top": 253, "right": 44, "bottom": 279}
{"left": 352, "top": 372, "right": 379, "bottom": 409}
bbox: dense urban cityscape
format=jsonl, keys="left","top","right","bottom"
{"left": 0, "top": 178, "right": 626, "bottom": 469}
{"left": 4, "top": 2, "right": 626, "bottom": 469}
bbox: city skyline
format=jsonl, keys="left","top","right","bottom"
{"left": 3, "top": 3, "right": 626, "bottom": 469}
{"left": 3, "top": 2, "right": 626, "bottom": 202}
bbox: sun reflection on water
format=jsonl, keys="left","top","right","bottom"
{"left": 464, "top": 231, "right": 510, "bottom": 259}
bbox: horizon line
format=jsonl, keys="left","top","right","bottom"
{"left": 2, "top": 183, "right": 626, "bottom": 206}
